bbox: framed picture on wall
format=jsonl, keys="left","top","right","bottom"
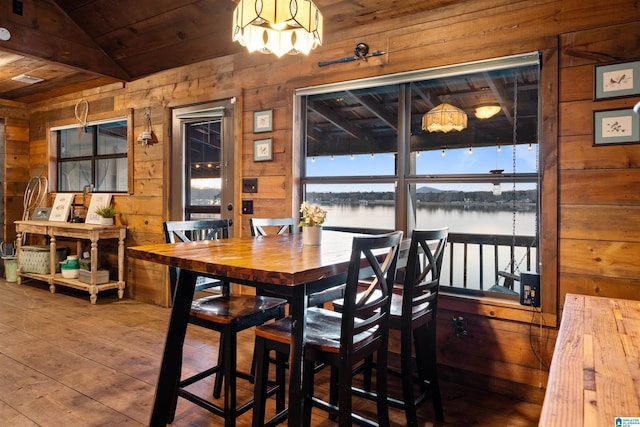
{"left": 593, "top": 108, "right": 640, "bottom": 145}
{"left": 253, "top": 110, "right": 273, "bottom": 133}
{"left": 594, "top": 60, "right": 640, "bottom": 100}
{"left": 254, "top": 138, "right": 273, "bottom": 161}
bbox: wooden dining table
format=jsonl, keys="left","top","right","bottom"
{"left": 127, "top": 230, "right": 384, "bottom": 426}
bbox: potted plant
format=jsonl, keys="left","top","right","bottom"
{"left": 94, "top": 205, "right": 116, "bottom": 226}
{"left": 298, "top": 201, "right": 327, "bottom": 245}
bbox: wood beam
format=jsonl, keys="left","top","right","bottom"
{"left": 0, "top": 0, "right": 129, "bottom": 81}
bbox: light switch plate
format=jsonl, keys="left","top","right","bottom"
{"left": 242, "top": 200, "right": 253, "bottom": 215}
{"left": 242, "top": 178, "right": 258, "bottom": 193}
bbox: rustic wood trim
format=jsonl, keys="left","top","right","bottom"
{"left": 539, "top": 43, "right": 559, "bottom": 323}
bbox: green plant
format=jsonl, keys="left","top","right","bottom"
{"left": 94, "top": 205, "right": 116, "bottom": 218}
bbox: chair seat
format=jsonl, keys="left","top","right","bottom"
{"left": 255, "top": 307, "right": 378, "bottom": 354}
{"left": 190, "top": 294, "right": 288, "bottom": 327}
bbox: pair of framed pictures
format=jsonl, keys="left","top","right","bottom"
{"left": 253, "top": 110, "right": 273, "bottom": 162}
{"left": 593, "top": 60, "right": 640, "bottom": 146}
{"left": 32, "top": 193, "right": 112, "bottom": 223}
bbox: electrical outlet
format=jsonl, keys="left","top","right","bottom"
{"left": 13, "top": 0, "right": 23, "bottom": 15}
{"left": 452, "top": 316, "right": 468, "bottom": 337}
{"left": 520, "top": 271, "right": 540, "bottom": 307}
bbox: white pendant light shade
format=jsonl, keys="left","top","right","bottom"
{"left": 474, "top": 105, "right": 501, "bottom": 119}
{"left": 422, "top": 103, "right": 468, "bottom": 133}
{"left": 233, "top": 0, "right": 323, "bottom": 57}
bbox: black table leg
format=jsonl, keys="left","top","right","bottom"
{"left": 149, "top": 270, "right": 197, "bottom": 426}
{"left": 287, "top": 283, "right": 308, "bottom": 426}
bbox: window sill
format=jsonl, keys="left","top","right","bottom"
{"left": 439, "top": 291, "right": 557, "bottom": 327}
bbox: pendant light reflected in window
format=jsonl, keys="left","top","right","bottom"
{"left": 422, "top": 103, "right": 468, "bottom": 133}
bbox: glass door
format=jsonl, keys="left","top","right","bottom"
{"left": 170, "top": 101, "right": 235, "bottom": 231}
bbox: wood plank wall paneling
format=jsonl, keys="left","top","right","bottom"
{"left": 0, "top": 0, "right": 635, "bottom": 400}
{"left": 3, "top": 117, "right": 29, "bottom": 243}
{"left": 558, "top": 17, "right": 640, "bottom": 318}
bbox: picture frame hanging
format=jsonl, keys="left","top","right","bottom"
{"left": 48, "top": 193, "right": 74, "bottom": 222}
{"left": 594, "top": 60, "right": 640, "bottom": 100}
{"left": 253, "top": 109, "right": 273, "bottom": 133}
{"left": 254, "top": 138, "right": 273, "bottom": 161}
{"left": 593, "top": 108, "right": 640, "bottom": 146}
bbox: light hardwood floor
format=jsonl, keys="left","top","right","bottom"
{"left": 0, "top": 278, "right": 541, "bottom": 426}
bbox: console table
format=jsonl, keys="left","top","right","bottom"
{"left": 15, "top": 220, "right": 126, "bottom": 304}
{"left": 539, "top": 293, "right": 640, "bottom": 426}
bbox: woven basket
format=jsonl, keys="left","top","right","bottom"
{"left": 20, "top": 246, "right": 68, "bottom": 274}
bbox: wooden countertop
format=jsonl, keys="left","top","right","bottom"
{"left": 539, "top": 293, "right": 640, "bottom": 426}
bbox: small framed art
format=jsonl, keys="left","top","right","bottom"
{"left": 593, "top": 108, "right": 640, "bottom": 145}
{"left": 48, "top": 193, "right": 74, "bottom": 222}
{"left": 594, "top": 60, "right": 640, "bottom": 100}
{"left": 253, "top": 110, "right": 273, "bottom": 133}
{"left": 85, "top": 193, "right": 113, "bottom": 224}
{"left": 31, "top": 207, "right": 51, "bottom": 221}
{"left": 254, "top": 138, "right": 273, "bottom": 161}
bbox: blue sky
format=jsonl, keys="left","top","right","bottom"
{"left": 306, "top": 144, "right": 538, "bottom": 192}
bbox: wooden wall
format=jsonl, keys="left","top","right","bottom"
{"left": 1, "top": 100, "right": 29, "bottom": 244}
{"left": 13, "top": 0, "right": 640, "bottom": 401}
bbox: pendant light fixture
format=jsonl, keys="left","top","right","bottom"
{"left": 422, "top": 103, "right": 468, "bottom": 133}
{"left": 232, "top": 0, "right": 323, "bottom": 57}
{"left": 474, "top": 104, "right": 501, "bottom": 119}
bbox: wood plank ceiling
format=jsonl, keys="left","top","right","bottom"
{"left": 0, "top": 0, "right": 458, "bottom": 103}
{"left": 0, "top": 0, "right": 537, "bottom": 155}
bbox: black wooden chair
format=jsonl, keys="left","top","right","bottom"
{"left": 163, "top": 219, "right": 287, "bottom": 427}
{"left": 335, "top": 228, "right": 448, "bottom": 426}
{"left": 252, "top": 231, "right": 403, "bottom": 427}
{"left": 250, "top": 217, "right": 296, "bottom": 236}
{"left": 163, "top": 219, "right": 230, "bottom": 299}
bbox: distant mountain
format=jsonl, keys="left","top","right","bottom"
{"left": 416, "top": 186, "right": 444, "bottom": 193}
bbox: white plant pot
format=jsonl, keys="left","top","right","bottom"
{"left": 302, "top": 226, "right": 322, "bottom": 246}
{"left": 99, "top": 217, "right": 114, "bottom": 226}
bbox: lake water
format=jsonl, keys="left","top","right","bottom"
{"left": 322, "top": 204, "right": 537, "bottom": 291}
{"left": 323, "top": 204, "right": 536, "bottom": 235}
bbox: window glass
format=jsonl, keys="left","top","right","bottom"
{"left": 305, "top": 183, "right": 396, "bottom": 230}
{"left": 299, "top": 54, "right": 540, "bottom": 300}
{"left": 304, "top": 85, "right": 399, "bottom": 177}
{"left": 55, "top": 118, "right": 128, "bottom": 193}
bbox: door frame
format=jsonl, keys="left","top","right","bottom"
{"left": 169, "top": 99, "right": 236, "bottom": 233}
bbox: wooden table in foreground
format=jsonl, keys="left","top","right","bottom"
{"left": 128, "top": 231, "right": 378, "bottom": 427}
{"left": 539, "top": 293, "right": 640, "bottom": 426}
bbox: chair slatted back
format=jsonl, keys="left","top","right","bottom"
{"left": 402, "top": 228, "right": 448, "bottom": 329}
{"left": 163, "top": 219, "right": 230, "bottom": 299}
{"left": 341, "top": 231, "right": 403, "bottom": 355}
{"left": 250, "top": 217, "right": 295, "bottom": 236}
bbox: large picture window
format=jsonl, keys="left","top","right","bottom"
{"left": 50, "top": 113, "right": 133, "bottom": 194}
{"left": 298, "top": 53, "right": 541, "bottom": 300}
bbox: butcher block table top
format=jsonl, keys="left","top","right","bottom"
{"left": 539, "top": 293, "right": 640, "bottom": 426}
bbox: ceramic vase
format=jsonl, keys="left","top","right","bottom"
{"left": 302, "top": 226, "right": 322, "bottom": 246}
{"left": 99, "top": 217, "right": 114, "bottom": 226}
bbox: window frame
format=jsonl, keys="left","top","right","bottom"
{"left": 47, "top": 109, "right": 134, "bottom": 195}
{"left": 294, "top": 51, "right": 558, "bottom": 323}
